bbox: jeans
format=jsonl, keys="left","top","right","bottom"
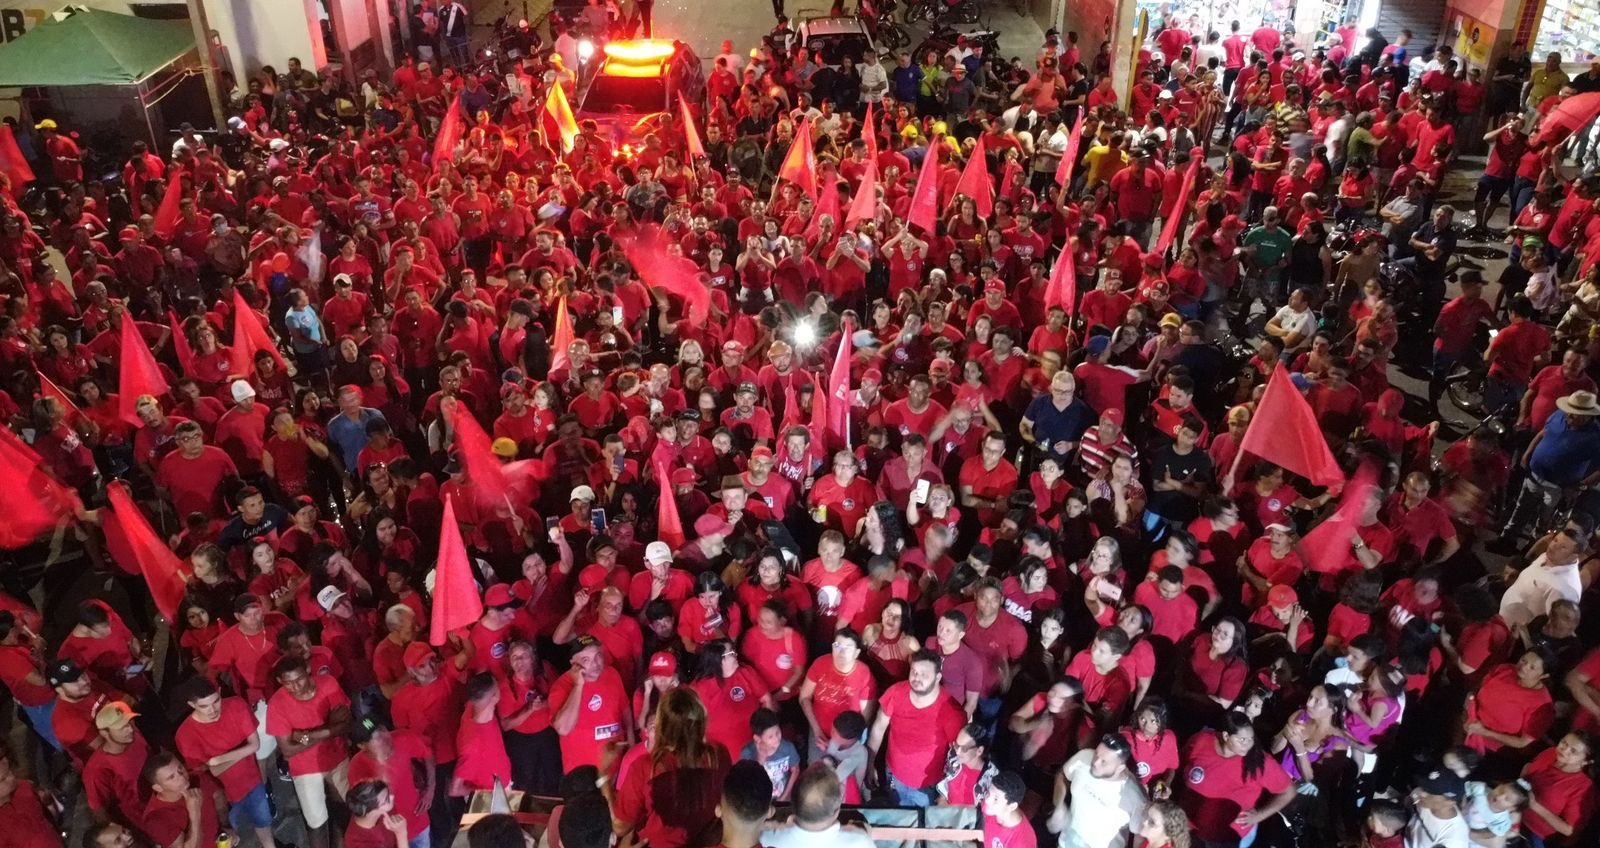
{"left": 411, "top": 832, "right": 433, "bottom": 848}
{"left": 228, "top": 782, "right": 274, "bottom": 831}
{"left": 888, "top": 771, "right": 934, "bottom": 806}
{"left": 19, "top": 701, "right": 60, "bottom": 750}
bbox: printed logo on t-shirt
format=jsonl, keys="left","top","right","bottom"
{"left": 1267, "top": 498, "right": 1282, "bottom": 512}
{"left": 1188, "top": 766, "right": 1206, "bottom": 784}
{"left": 842, "top": 498, "right": 856, "bottom": 511}
{"left": 817, "top": 586, "right": 843, "bottom": 614}
{"left": 776, "top": 654, "right": 794, "bottom": 669}
{"left": 491, "top": 642, "right": 507, "bottom": 659}
{"left": 729, "top": 685, "right": 747, "bottom": 702}
{"left": 587, "top": 693, "right": 603, "bottom": 711}
{"left": 1136, "top": 760, "right": 1151, "bottom": 778}
{"left": 594, "top": 722, "right": 620, "bottom": 741}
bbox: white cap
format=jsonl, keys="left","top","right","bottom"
{"left": 316, "top": 585, "right": 347, "bottom": 612}
{"left": 268, "top": 138, "right": 290, "bottom": 152}
{"left": 644, "top": 541, "right": 673, "bottom": 566}
{"left": 231, "top": 379, "right": 256, "bottom": 403}
{"left": 1158, "top": 89, "right": 1174, "bottom": 99}
{"left": 569, "top": 485, "right": 596, "bottom": 503}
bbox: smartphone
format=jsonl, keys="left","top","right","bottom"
{"left": 125, "top": 663, "right": 146, "bottom": 676}
{"left": 591, "top": 509, "right": 608, "bottom": 534}
{"left": 913, "top": 479, "right": 931, "bottom": 504}
{"left": 545, "top": 516, "right": 559, "bottom": 532}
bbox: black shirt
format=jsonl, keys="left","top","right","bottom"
{"left": 1146, "top": 445, "right": 1214, "bottom": 524}
{"left": 1411, "top": 221, "right": 1456, "bottom": 278}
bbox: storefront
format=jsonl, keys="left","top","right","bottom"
{"left": 1524, "top": 0, "right": 1600, "bottom": 62}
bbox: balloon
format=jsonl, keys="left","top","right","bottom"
{"left": 271, "top": 252, "right": 291, "bottom": 273}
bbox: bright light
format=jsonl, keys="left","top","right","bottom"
{"left": 793, "top": 321, "right": 818, "bottom": 347}
{"left": 577, "top": 39, "right": 595, "bottom": 63}
{"left": 603, "top": 40, "right": 675, "bottom": 63}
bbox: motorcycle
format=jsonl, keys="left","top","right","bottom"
{"left": 862, "top": 0, "right": 911, "bottom": 51}
{"left": 903, "top": 0, "right": 981, "bottom": 25}
{"left": 912, "top": 22, "right": 1000, "bottom": 63}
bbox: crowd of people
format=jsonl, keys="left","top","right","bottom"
{"left": 4, "top": 5, "right": 1600, "bottom": 848}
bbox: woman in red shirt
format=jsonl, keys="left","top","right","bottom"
{"left": 613, "top": 687, "right": 731, "bottom": 848}
{"left": 1174, "top": 617, "right": 1249, "bottom": 732}
{"left": 1464, "top": 646, "right": 1556, "bottom": 755}
{"left": 677, "top": 571, "right": 743, "bottom": 652}
{"left": 1125, "top": 698, "right": 1180, "bottom": 791}
{"left": 1176, "top": 712, "right": 1295, "bottom": 845}
{"left": 740, "top": 599, "right": 808, "bottom": 704}
{"left": 736, "top": 550, "right": 814, "bottom": 629}
{"left": 1520, "top": 732, "right": 1596, "bottom": 844}
{"left": 690, "top": 638, "right": 774, "bottom": 759}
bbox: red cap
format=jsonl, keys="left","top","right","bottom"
{"left": 1222, "top": 214, "right": 1245, "bottom": 230}
{"left": 648, "top": 651, "right": 677, "bottom": 677}
{"left": 1267, "top": 584, "right": 1298, "bottom": 610}
{"left": 484, "top": 584, "right": 515, "bottom": 608}
{"left": 1101, "top": 407, "right": 1124, "bottom": 426}
{"left": 929, "top": 359, "right": 953, "bottom": 375}
{"left": 670, "top": 467, "right": 697, "bottom": 485}
{"left": 403, "top": 642, "right": 436, "bottom": 668}
{"left": 984, "top": 278, "right": 1007, "bottom": 293}
{"left": 694, "top": 514, "right": 733, "bottom": 538}
{"left": 751, "top": 445, "right": 774, "bottom": 460}
{"left": 118, "top": 226, "right": 139, "bottom": 241}
{"left": 1142, "top": 252, "right": 1164, "bottom": 268}
{"left": 861, "top": 368, "right": 883, "bottom": 385}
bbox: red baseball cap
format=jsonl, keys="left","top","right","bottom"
{"left": 403, "top": 642, "right": 436, "bottom": 668}
{"left": 484, "top": 584, "right": 516, "bottom": 608}
{"left": 1267, "top": 584, "right": 1298, "bottom": 610}
{"left": 648, "top": 651, "right": 677, "bottom": 677}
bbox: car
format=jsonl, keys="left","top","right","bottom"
{"left": 573, "top": 38, "right": 706, "bottom": 144}
{"left": 796, "top": 15, "right": 879, "bottom": 68}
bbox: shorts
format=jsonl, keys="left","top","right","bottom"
{"left": 290, "top": 759, "right": 349, "bottom": 830}
{"left": 1476, "top": 173, "right": 1513, "bottom": 203}
{"left": 228, "top": 782, "right": 274, "bottom": 831}
{"left": 253, "top": 700, "right": 277, "bottom": 759}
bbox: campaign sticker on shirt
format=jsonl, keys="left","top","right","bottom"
{"left": 594, "top": 722, "right": 620, "bottom": 741}
{"left": 1188, "top": 766, "right": 1206, "bottom": 784}
{"left": 1267, "top": 498, "right": 1282, "bottom": 512}
{"left": 1136, "top": 761, "right": 1151, "bottom": 778}
{"left": 491, "top": 642, "right": 507, "bottom": 659}
{"left": 817, "top": 586, "right": 843, "bottom": 614}
{"left": 776, "top": 654, "right": 794, "bottom": 669}
{"left": 587, "top": 693, "right": 603, "bottom": 711}
{"left": 842, "top": 498, "right": 855, "bottom": 511}
{"left": 729, "top": 685, "right": 747, "bottom": 702}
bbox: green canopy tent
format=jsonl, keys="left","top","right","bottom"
{"left": 0, "top": 6, "right": 202, "bottom": 151}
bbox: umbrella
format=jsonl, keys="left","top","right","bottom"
{"left": 1536, "top": 91, "right": 1600, "bottom": 145}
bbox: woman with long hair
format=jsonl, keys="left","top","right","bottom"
{"left": 1136, "top": 801, "right": 1192, "bottom": 848}
{"left": 736, "top": 548, "right": 813, "bottom": 631}
{"left": 678, "top": 571, "right": 743, "bottom": 652}
{"left": 612, "top": 687, "right": 730, "bottom": 848}
{"left": 690, "top": 637, "right": 773, "bottom": 760}
{"left": 500, "top": 640, "right": 561, "bottom": 796}
{"left": 1520, "top": 731, "right": 1596, "bottom": 846}
{"left": 1174, "top": 617, "right": 1250, "bottom": 733}
{"left": 1126, "top": 698, "right": 1179, "bottom": 794}
{"left": 1176, "top": 711, "right": 1295, "bottom": 847}
{"left": 862, "top": 598, "right": 922, "bottom": 685}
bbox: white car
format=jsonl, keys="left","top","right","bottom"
{"left": 796, "top": 15, "right": 880, "bottom": 68}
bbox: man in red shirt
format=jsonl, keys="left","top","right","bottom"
{"left": 807, "top": 450, "right": 877, "bottom": 535}
{"left": 1521, "top": 348, "right": 1595, "bottom": 432}
{"left": 173, "top": 677, "right": 276, "bottom": 848}
{"left": 1110, "top": 151, "right": 1163, "bottom": 246}
{"left": 155, "top": 420, "right": 239, "bottom": 519}
{"left": 1430, "top": 271, "right": 1495, "bottom": 405}
{"left": 266, "top": 655, "right": 352, "bottom": 848}
{"left": 84, "top": 701, "right": 148, "bottom": 828}
{"left": 548, "top": 635, "right": 633, "bottom": 772}
{"left": 959, "top": 432, "right": 1020, "bottom": 527}
{"left": 349, "top": 720, "right": 434, "bottom": 848}
{"left": 1485, "top": 296, "right": 1551, "bottom": 417}
{"left": 867, "top": 649, "right": 965, "bottom": 805}
{"left": 1383, "top": 472, "right": 1461, "bottom": 567}
{"left": 882, "top": 375, "right": 948, "bottom": 442}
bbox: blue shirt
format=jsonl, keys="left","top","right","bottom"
{"left": 326, "top": 408, "right": 385, "bottom": 471}
{"left": 1023, "top": 394, "right": 1095, "bottom": 458}
{"left": 284, "top": 305, "right": 325, "bottom": 353}
{"left": 1530, "top": 410, "right": 1600, "bottom": 486}
{"left": 891, "top": 65, "right": 923, "bottom": 102}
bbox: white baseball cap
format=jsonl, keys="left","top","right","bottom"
{"left": 644, "top": 541, "right": 673, "bottom": 566}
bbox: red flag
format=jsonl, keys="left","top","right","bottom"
{"left": 620, "top": 227, "right": 711, "bottom": 325}
{"left": 119, "top": 319, "right": 169, "bottom": 426}
{"left": 678, "top": 94, "right": 705, "bottom": 161}
{"left": 998, "top": 158, "right": 1022, "bottom": 203}
{"left": 543, "top": 84, "right": 579, "bottom": 154}
{"left": 0, "top": 125, "right": 34, "bottom": 197}
{"left": 168, "top": 310, "right": 195, "bottom": 376}
{"left": 33, "top": 367, "right": 83, "bottom": 423}
{"left": 845, "top": 160, "right": 878, "bottom": 227}
{"left": 1238, "top": 364, "right": 1345, "bottom": 488}
{"left": 779, "top": 378, "right": 804, "bottom": 435}
{"left": 229, "top": 290, "right": 287, "bottom": 378}
{"left": 1044, "top": 247, "right": 1078, "bottom": 315}
{"left": 863, "top": 101, "right": 880, "bottom": 163}
{"left": 826, "top": 321, "right": 853, "bottom": 450}
{"left": 0, "top": 427, "right": 79, "bottom": 549}
{"left": 1298, "top": 463, "right": 1377, "bottom": 574}
{"left": 152, "top": 176, "right": 185, "bottom": 241}
{"left": 1154, "top": 148, "right": 1203, "bottom": 255}
{"left": 952, "top": 136, "right": 993, "bottom": 218}
{"left": 430, "top": 494, "right": 484, "bottom": 646}
{"left": 777, "top": 119, "right": 817, "bottom": 199}
{"left": 450, "top": 405, "right": 511, "bottom": 511}
{"left": 655, "top": 461, "right": 686, "bottom": 549}
{"left": 907, "top": 137, "right": 940, "bottom": 236}
{"left": 1055, "top": 112, "right": 1085, "bottom": 187}
{"left": 806, "top": 174, "right": 842, "bottom": 242}
{"left": 433, "top": 95, "right": 466, "bottom": 169}
{"left": 104, "top": 484, "right": 186, "bottom": 620}
{"left": 548, "top": 296, "right": 577, "bottom": 375}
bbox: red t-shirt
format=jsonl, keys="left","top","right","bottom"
{"left": 803, "top": 657, "right": 876, "bottom": 737}
{"left": 879, "top": 681, "right": 965, "bottom": 787}
{"left": 613, "top": 748, "right": 731, "bottom": 848}
{"left": 391, "top": 675, "right": 466, "bottom": 764}
{"left": 1133, "top": 582, "right": 1201, "bottom": 643}
{"left": 692, "top": 665, "right": 771, "bottom": 758}
{"left": 1487, "top": 320, "right": 1551, "bottom": 385}
{"left": 84, "top": 735, "right": 149, "bottom": 820}
{"left": 455, "top": 709, "right": 512, "bottom": 791}
{"left": 348, "top": 729, "right": 431, "bottom": 838}
{"left": 265, "top": 675, "right": 351, "bottom": 775}
{"left": 1063, "top": 652, "right": 1133, "bottom": 716}
{"left": 548, "top": 667, "right": 629, "bottom": 770}
{"left": 0, "top": 779, "right": 63, "bottom": 847}
{"left": 983, "top": 813, "right": 1039, "bottom": 848}
{"left": 0, "top": 644, "right": 51, "bottom": 707}
{"left": 1179, "top": 730, "right": 1292, "bottom": 841}
{"left": 155, "top": 446, "right": 239, "bottom": 518}
{"left": 1465, "top": 665, "right": 1554, "bottom": 752}
{"left": 1127, "top": 728, "right": 1180, "bottom": 785}
{"left": 140, "top": 788, "right": 220, "bottom": 848}
{"left": 1522, "top": 746, "right": 1597, "bottom": 839}
{"left": 208, "top": 618, "right": 286, "bottom": 705}
{"left": 741, "top": 627, "right": 807, "bottom": 695}
{"left": 175, "top": 696, "right": 261, "bottom": 802}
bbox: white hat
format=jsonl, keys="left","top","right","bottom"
{"left": 1158, "top": 89, "right": 1174, "bottom": 100}
{"left": 644, "top": 541, "right": 673, "bottom": 566}
{"left": 569, "top": 485, "right": 596, "bottom": 503}
{"left": 231, "top": 379, "right": 256, "bottom": 403}
{"left": 268, "top": 138, "right": 290, "bottom": 152}
{"left": 316, "top": 585, "right": 347, "bottom": 612}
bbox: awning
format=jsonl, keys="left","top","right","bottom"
{"left": 0, "top": 6, "right": 195, "bottom": 87}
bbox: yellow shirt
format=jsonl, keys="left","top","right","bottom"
{"left": 1082, "top": 144, "right": 1129, "bottom": 186}
{"left": 1528, "top": 67, "right": 1570, "bottom": 107}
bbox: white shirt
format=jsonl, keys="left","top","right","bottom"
{"left": 718, "top": 51, "right": 744, "bottom": 73}
{"left": 1500, "top": 553, "right": 1583, "bottom": 627}
{"left": 1062, "top": 750, "right": 1147, "bottom": 848}
{"left": 762, "top": 822, "right": 876, "bottom": 848}
{"left": 859, "top": 61, "right": 888, "bottom": 97}
{"left": 1405, "top": 806, "right": 1470, "bottom": 848}
{"left": 1270, "top": 305, "right": 1318, "bottom": 352}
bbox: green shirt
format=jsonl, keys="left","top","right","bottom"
{"left": 1244, "top": 225, "right": 1293, "bottom": 281}
{"left": 1346, "top": 127, "right": 1380, "bottom": 162}
{"left": 919, "top": 64, "right": 946, "bottom": 97}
